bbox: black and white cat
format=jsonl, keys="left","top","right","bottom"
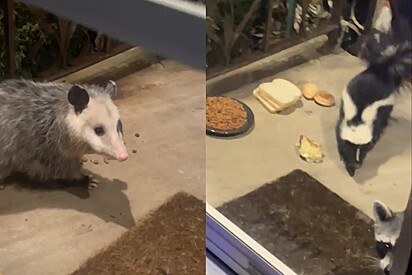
{"left": 373, "top": 200, "right": 404, "bottom": 275}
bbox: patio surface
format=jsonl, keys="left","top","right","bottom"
{"left": 0, "top": 61, "right": 205, "bottom": 275}
{"left": 206, "top": 51, "right": 411, "bottom": 218}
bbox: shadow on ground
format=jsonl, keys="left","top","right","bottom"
{"left": 0, "top": 170, "right": 135, "bottom": 229}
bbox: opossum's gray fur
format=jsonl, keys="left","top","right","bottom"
{"left": 0, "top": 79, "right": 114, "bottom": 187}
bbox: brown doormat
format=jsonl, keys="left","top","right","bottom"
{"left": 71, "top": 192, "right": 205, "bottom": 275}
{"left": 217, "top": 170, "right": 381, "bottom": 275}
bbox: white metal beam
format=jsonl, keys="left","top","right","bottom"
{"left": 20, "top": 0, "right": 206, "bottom": 70}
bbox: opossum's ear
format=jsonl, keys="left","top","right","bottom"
{"left": 105, "top": 80, "right": 117, "bottom": 98}
{"left": 68, "top": 85, "right": 90, "bottom": 113}
{"left": 117, "top": 119, "right": 124, "bottom": 135}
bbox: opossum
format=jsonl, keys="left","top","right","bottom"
{"left": 335, "top": 29, "right": 411, "bottom": 177}
{"left": 0, "top": 79, "right": 128, "bottom": 189}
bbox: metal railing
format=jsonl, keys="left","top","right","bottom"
{"left": 0, "top": 0, "right": 130, "bottom": 80}
{"left": 4, "top": 0, "right": 206, "bottom": 74}
{"left": 206, "top": 0, "right": 354, "bottom": 79}
{"left": 2, "top": 0, "right": 381, "bottom": 80}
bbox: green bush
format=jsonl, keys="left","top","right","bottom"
{"left": 0, "top": 3, "right": 46, "bottom": 78}
{"left": 0, "top": 3, "right": 97, "bottom": 80}
{"left": 206, "top": 0, "right": 267, "bottom": 69}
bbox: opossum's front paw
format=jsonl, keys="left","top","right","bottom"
{"left": 78, "top": 175, "right": 89, "bottom": 184}
{"left": 88, "top": 181, "right": 98, "bottom": 190}
{"left": 74, "top": 175, "right": 94, "bottom": 189}
{"left": 87, "top": 176, "right": 99, "bottom": 190}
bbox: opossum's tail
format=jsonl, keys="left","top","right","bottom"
{"left": 359, "top": 30, "right": 412, "bottom": 88}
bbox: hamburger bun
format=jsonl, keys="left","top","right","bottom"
{"left": 314, "top": 91, "right": 335, "bottom": 107}
{"left": 301, "top": 83, "right": 318, "bottom": 99}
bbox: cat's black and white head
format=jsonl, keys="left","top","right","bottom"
{"left": 373, "top": 200, "right": 404, "bottom": 275}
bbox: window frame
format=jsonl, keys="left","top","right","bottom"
{"left": 206, "top": 203, "right": 298, "bottom": 275}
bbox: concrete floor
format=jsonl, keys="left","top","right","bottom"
{"left": 0, "top": 61, "right": 205, "bottom": 275}
{"left": 206, "top": 51, "right": 411, "bottom": 219}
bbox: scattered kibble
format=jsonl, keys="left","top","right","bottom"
{"left": 132, "top": 149, "right": 137, "bottom": 154}
{"left": 135, "top": 133, "right": 140, "bottom": 138}
{"left": 81, "top": 157, "right": 88, "bottom": 163}
{"left": 103, "top": 158, "right": 110, "bottom": 164}
{"left": 93, "top": 160, "right": 99, "bottom": 165}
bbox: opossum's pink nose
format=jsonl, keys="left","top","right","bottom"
{"left": 116, "top": 151, "right": 128, "bottom": 161}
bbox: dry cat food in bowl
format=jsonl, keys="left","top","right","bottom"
{"left": 206, "top": 97, "right": 247, "bottom": 130}
{"left": 206, "top": 96, "right": 254, "bottom": 137}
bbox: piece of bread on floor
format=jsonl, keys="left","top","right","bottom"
{"left": 256, "top": 79, "right": 301, "bottom": 111}
{"left": 253, "top": 88, "right": 280, "bottom": 113}
{"left": 301, "top": 83, "right": 318, "bottom": 99}
{"left": 298, "top": 135, "right": 324, "bottom": 163}
{"left": 314, "top": 91, "right": 335, "bottom": 107}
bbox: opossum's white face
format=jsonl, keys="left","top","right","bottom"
{"left": 65, "top": 82, "right": 128, "bottom": 162}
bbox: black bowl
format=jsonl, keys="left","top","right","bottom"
{"left": 206, "top": 97, "right": 255, "bottom": 138}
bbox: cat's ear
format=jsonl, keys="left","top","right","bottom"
{"left": 373, "top": 200, "right": 393, "bottom": 222}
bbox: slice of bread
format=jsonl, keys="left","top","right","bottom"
{"left": 257, "top": 79, "right": 301, "bottom": 109}
{"left": 253, "top": 88, "right": 281, "bottom": 113}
